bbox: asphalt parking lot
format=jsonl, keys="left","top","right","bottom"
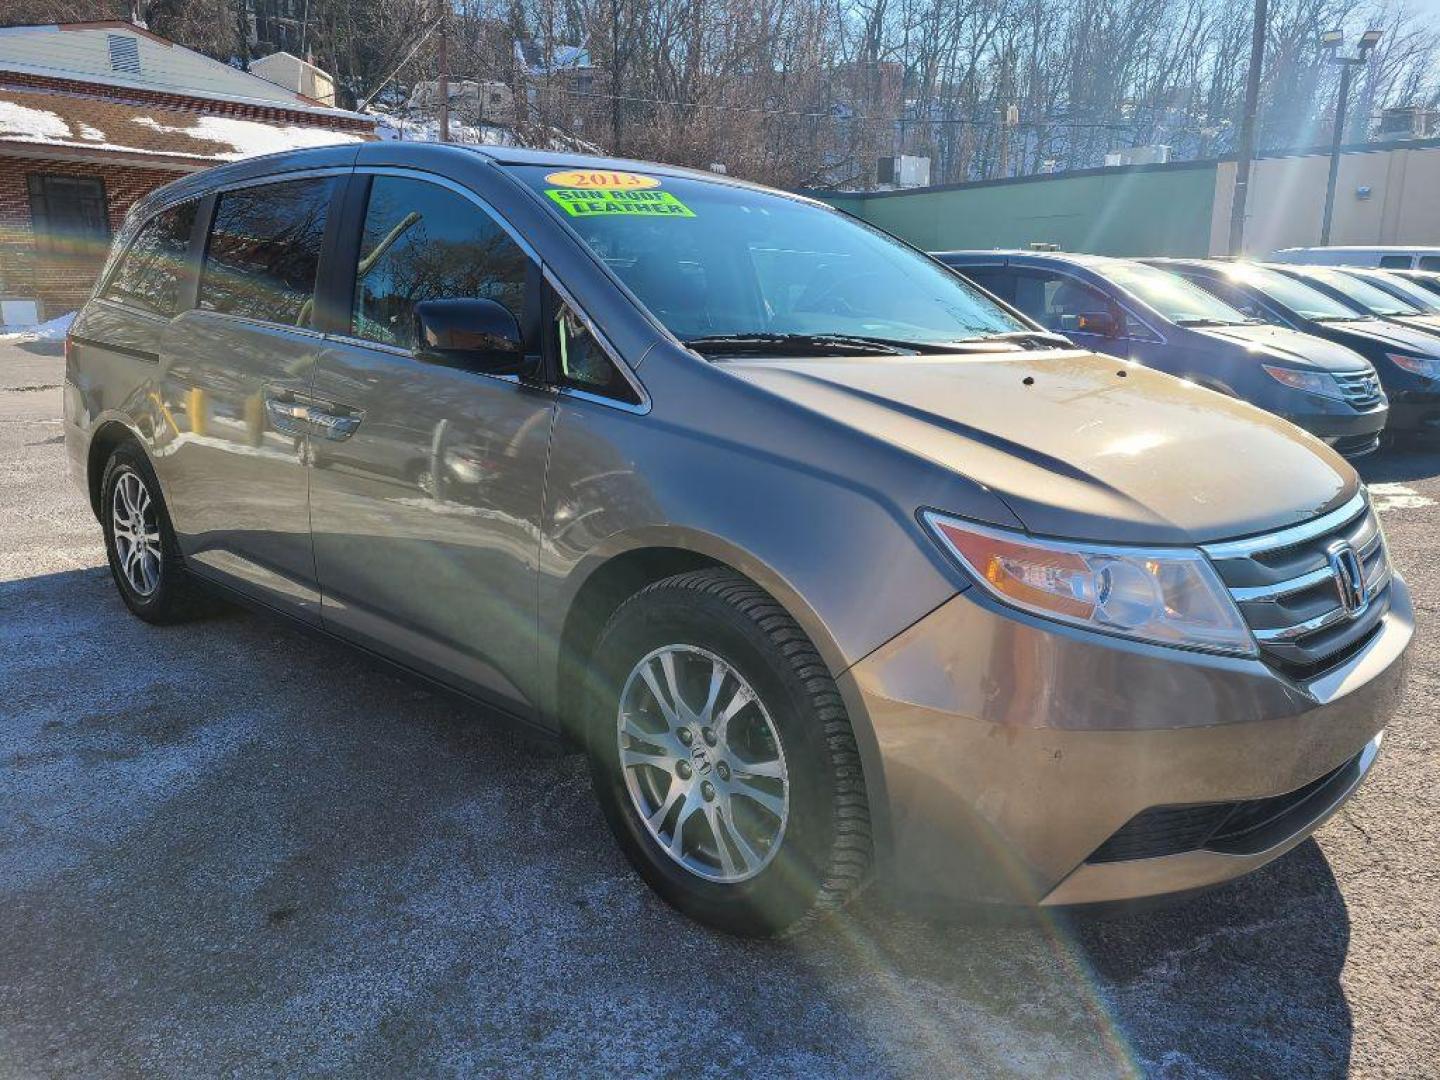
{"left": 2, "top": 339, "right": 1437, "bottom": 1079}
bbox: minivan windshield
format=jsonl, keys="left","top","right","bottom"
{"left": 1099, "top": 261, "right": 1252, "bottom": 326}
{"left": 510, "top": 166, "right": 1028, "bottom": 352}
{"left": 1220, "top": 263, "right": 1367, "bottom": 321}
{"left": 1295, "top": 267, "right": 1423, "bottom": 317}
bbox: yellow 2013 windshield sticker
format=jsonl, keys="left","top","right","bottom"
{"left": 547, "top": 187, "right": 695, "bottom": 218}
{"left": 544, "top": 169, "right": 661, "bottom": 189}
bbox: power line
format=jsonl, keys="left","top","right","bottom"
{"left": 546, "top": 84, "right": 1198, "bottom": 132}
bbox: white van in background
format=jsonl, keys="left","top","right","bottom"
{"left": 1270, "top": 246, "right": 1440, "bottom": 271}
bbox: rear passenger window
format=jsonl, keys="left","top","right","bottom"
{"left": 102, "top": 201, "right": 196, "bottom": 316}
{"left": 352, "top": 176, "right": 528, "bottom": 350}
{"left": 198, "top": 177, "right": 338, "bottom": 327}
{"left": 1012, "top": 272, "right": 1111, "bottom": 332}
{"left": 1379, "top": 255, "right": 1413, "bottom": 269}
{"left": 1419, "top": 257, "right": 1440, "bottom": 272}
{"left": 1197, "top": 279, "right": 1268, "bottom": 321}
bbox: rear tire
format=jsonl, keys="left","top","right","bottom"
{"left": 586, "top": 569, "right": 872, "bottom": 936}
{"left": 99, "top": 442, "right": 215, "bottom": 624}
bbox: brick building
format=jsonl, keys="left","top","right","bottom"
{"left": 0, "top": 21, "right": 375, "bottom": 323}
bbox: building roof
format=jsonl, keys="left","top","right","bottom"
{"left": 0, "top": 22, "right": 365, "bottom": 120}
{"left": 0, "top": 85, "right": 368, "bottom": 170}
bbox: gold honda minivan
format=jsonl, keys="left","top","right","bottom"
{"left": 64, "top": 144, "right": 1412, "bottom": 935}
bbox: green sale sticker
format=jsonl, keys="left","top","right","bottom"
{"left": 547, "top": 188, "right": 695, "bottom": 218}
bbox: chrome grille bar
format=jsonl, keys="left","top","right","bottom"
{"left": 1202, "top": 491, "right": 1367, "bottom": 560}
{"left": 1230, "top": 566, "right": 1334, "bottom": 603}
{"left": 1254, "top": 606, "right": 1353, "bottom": 644}
{"left": 1203, "top": 490, "right": 1391, "bottom": 672}
{"left": 1333, "top": 370, "right": 1384, "bottom": 407}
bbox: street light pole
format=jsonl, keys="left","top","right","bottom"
{"left": 1319, "top": 60, "right": 1354, "bottom": 246}
{"left": 1320, "top": 30, "right": 1381, "bottom": 246}
{"left": 1228, "top": 0, "right": 1268, "bottom": 255}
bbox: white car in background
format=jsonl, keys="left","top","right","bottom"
{"left": 1270, "top": 247, "right": 1440, "bottom": 272}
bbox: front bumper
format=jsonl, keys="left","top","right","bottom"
{"left": 1281, "top": 402, "right": 1388, "bottom": 442}
{"left": 1387, "top": 392, "right": 1440, "bottom": 434}
{"left": 840, "top": 575, "right": 1412, "bottom": 907}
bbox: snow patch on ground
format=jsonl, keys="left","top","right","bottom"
{"left": 373, "top": 114, "right": 516, "bottom": 146}
{"left": 367, "top": 106, "right": 601, "bottom": 154}
{"left": 0, "top": 312, "right": 74, "bottom": 343}
{"left": 1369, "top": 482, "right": 1437, "bottom": 512}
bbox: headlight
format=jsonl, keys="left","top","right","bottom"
{"left": 1260, "top": 364, "right": 1343, "bottom": 399}
{"left": 1387, "top": 353, "right": 1440, "bottom": 378}
{"left": 924, "top": 513, "right": 1256, "bottom": 655}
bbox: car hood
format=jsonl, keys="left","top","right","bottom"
{"left": 726, "top": 349, "right": 1357, "bottom": 545}
{"left": 1193, "top": 323, "right": 1371, "bottom": 372}
{"left": 1395, "top": 314, "right": 1440, "bottom": 336}
{"left": 1331, "top": 318, "right": 1440, "bottom": 353}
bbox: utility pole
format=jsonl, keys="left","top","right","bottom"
{"left": 437, "top": 4, "right": 450, "bottom": 143}
{"left": 1320, "top": 30, "right": 1381, "bottom": 246}
{"left": 1320, "top": 60, "right": 1354, "bottom": 246}
{"left": 994, "top": 51, "right": 1013, "bottom": 180}
{"left": 1227, "top": 0, "right": 1267, "bottom": 256}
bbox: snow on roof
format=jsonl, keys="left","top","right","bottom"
{"left": 0, "top": 99, "right": 70, "bottom": 141}
{"left": 130, "top": 115, "right": 363, "bottom": 159}
{"left": 0, "top": 86, "right": 369, "bottom": 164}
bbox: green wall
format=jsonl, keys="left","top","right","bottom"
{"left": 812, "top": 163, "right": 1218, "bottom": 257}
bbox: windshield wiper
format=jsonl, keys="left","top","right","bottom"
{"left": 1174, "top": 317, "right": 1245, "bottom": 327}
{"left": 683, "top": 332, "right": 934, "bottom": 357}
{"left": 970, "top": 329, "right": 1074, "bottom": 349}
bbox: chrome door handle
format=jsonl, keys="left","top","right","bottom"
{"left": 264, "top": 396, "right": 363, "bottom": 440}
{"left": 304, "top": 408, "right": 362, "bottom": 440}
{"left": 264, "top": 397, "right": 315, "bottom": 436}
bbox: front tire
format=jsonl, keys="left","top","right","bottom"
{"left": 100, "top": 442, "right": 213, "bottom": 624}
{"left": 587, "top": 569, "right": 872, "bottom": 936}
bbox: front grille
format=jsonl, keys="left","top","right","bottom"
{"left": 1327, "top": 432, "right": 1381, "bottom": 459}
{"left": 1086, "top": 752, "right": 1363, "bottom": 864}
{"left": 1334, "top": 369, "right": 1385, "bottom": 409}
{"left": 1202, "top": 492, "right": 1392, "bottom": 677}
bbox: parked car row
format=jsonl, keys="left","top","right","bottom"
{"left": 1166, "top": 261, "right": 1440, "bottom": 440}
{"left": 934, "top": 249, "right": 1440, "bottom": 454}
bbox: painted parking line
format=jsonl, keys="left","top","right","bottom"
{"left": 1369, "top": 483, "right": 1437, "bottom": 512}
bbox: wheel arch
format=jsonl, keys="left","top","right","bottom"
{"left": 549, "top": 531, "right": 855, "bottom": 750}
{"left": 86, "top": 418, "right": 146, "bottom": 519}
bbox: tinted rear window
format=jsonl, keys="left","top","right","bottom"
{"left": 101, "top": 200, "right": 196, "bottom": 316}
{"left": 199, "top": 177, "right": 338, "bottom": 328}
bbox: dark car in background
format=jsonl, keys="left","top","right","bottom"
{"left": 1149, "top": 259, "right": 1440, "bottom": 440}
{"left": 1333, "top": 266, "right": 1440, "bottom": 321}
{"left": 1389, "top": 268, "right": 1440, "bottom": 302}
{"left": 1268, "top": 264, "right": 1440, "bottom": 337}
{"left": 936, "top": 250, "right": 1388, "bottom": 458}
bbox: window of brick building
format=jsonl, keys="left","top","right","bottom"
{"left": 27, "top": 174, "right": 110, "bottom": 259}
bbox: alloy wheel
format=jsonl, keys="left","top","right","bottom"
{"left": 111, "top": 470, "right": 162, "bottom": 597}
{"left": 617, "top": 644, "right": 790, "bottom": 883}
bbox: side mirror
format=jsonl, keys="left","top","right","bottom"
{"left": 1061, "top": 310, "right": 1120, "bottom": 337}
{"left": 413, "top": 298, "right": 531, "bottom": 375}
